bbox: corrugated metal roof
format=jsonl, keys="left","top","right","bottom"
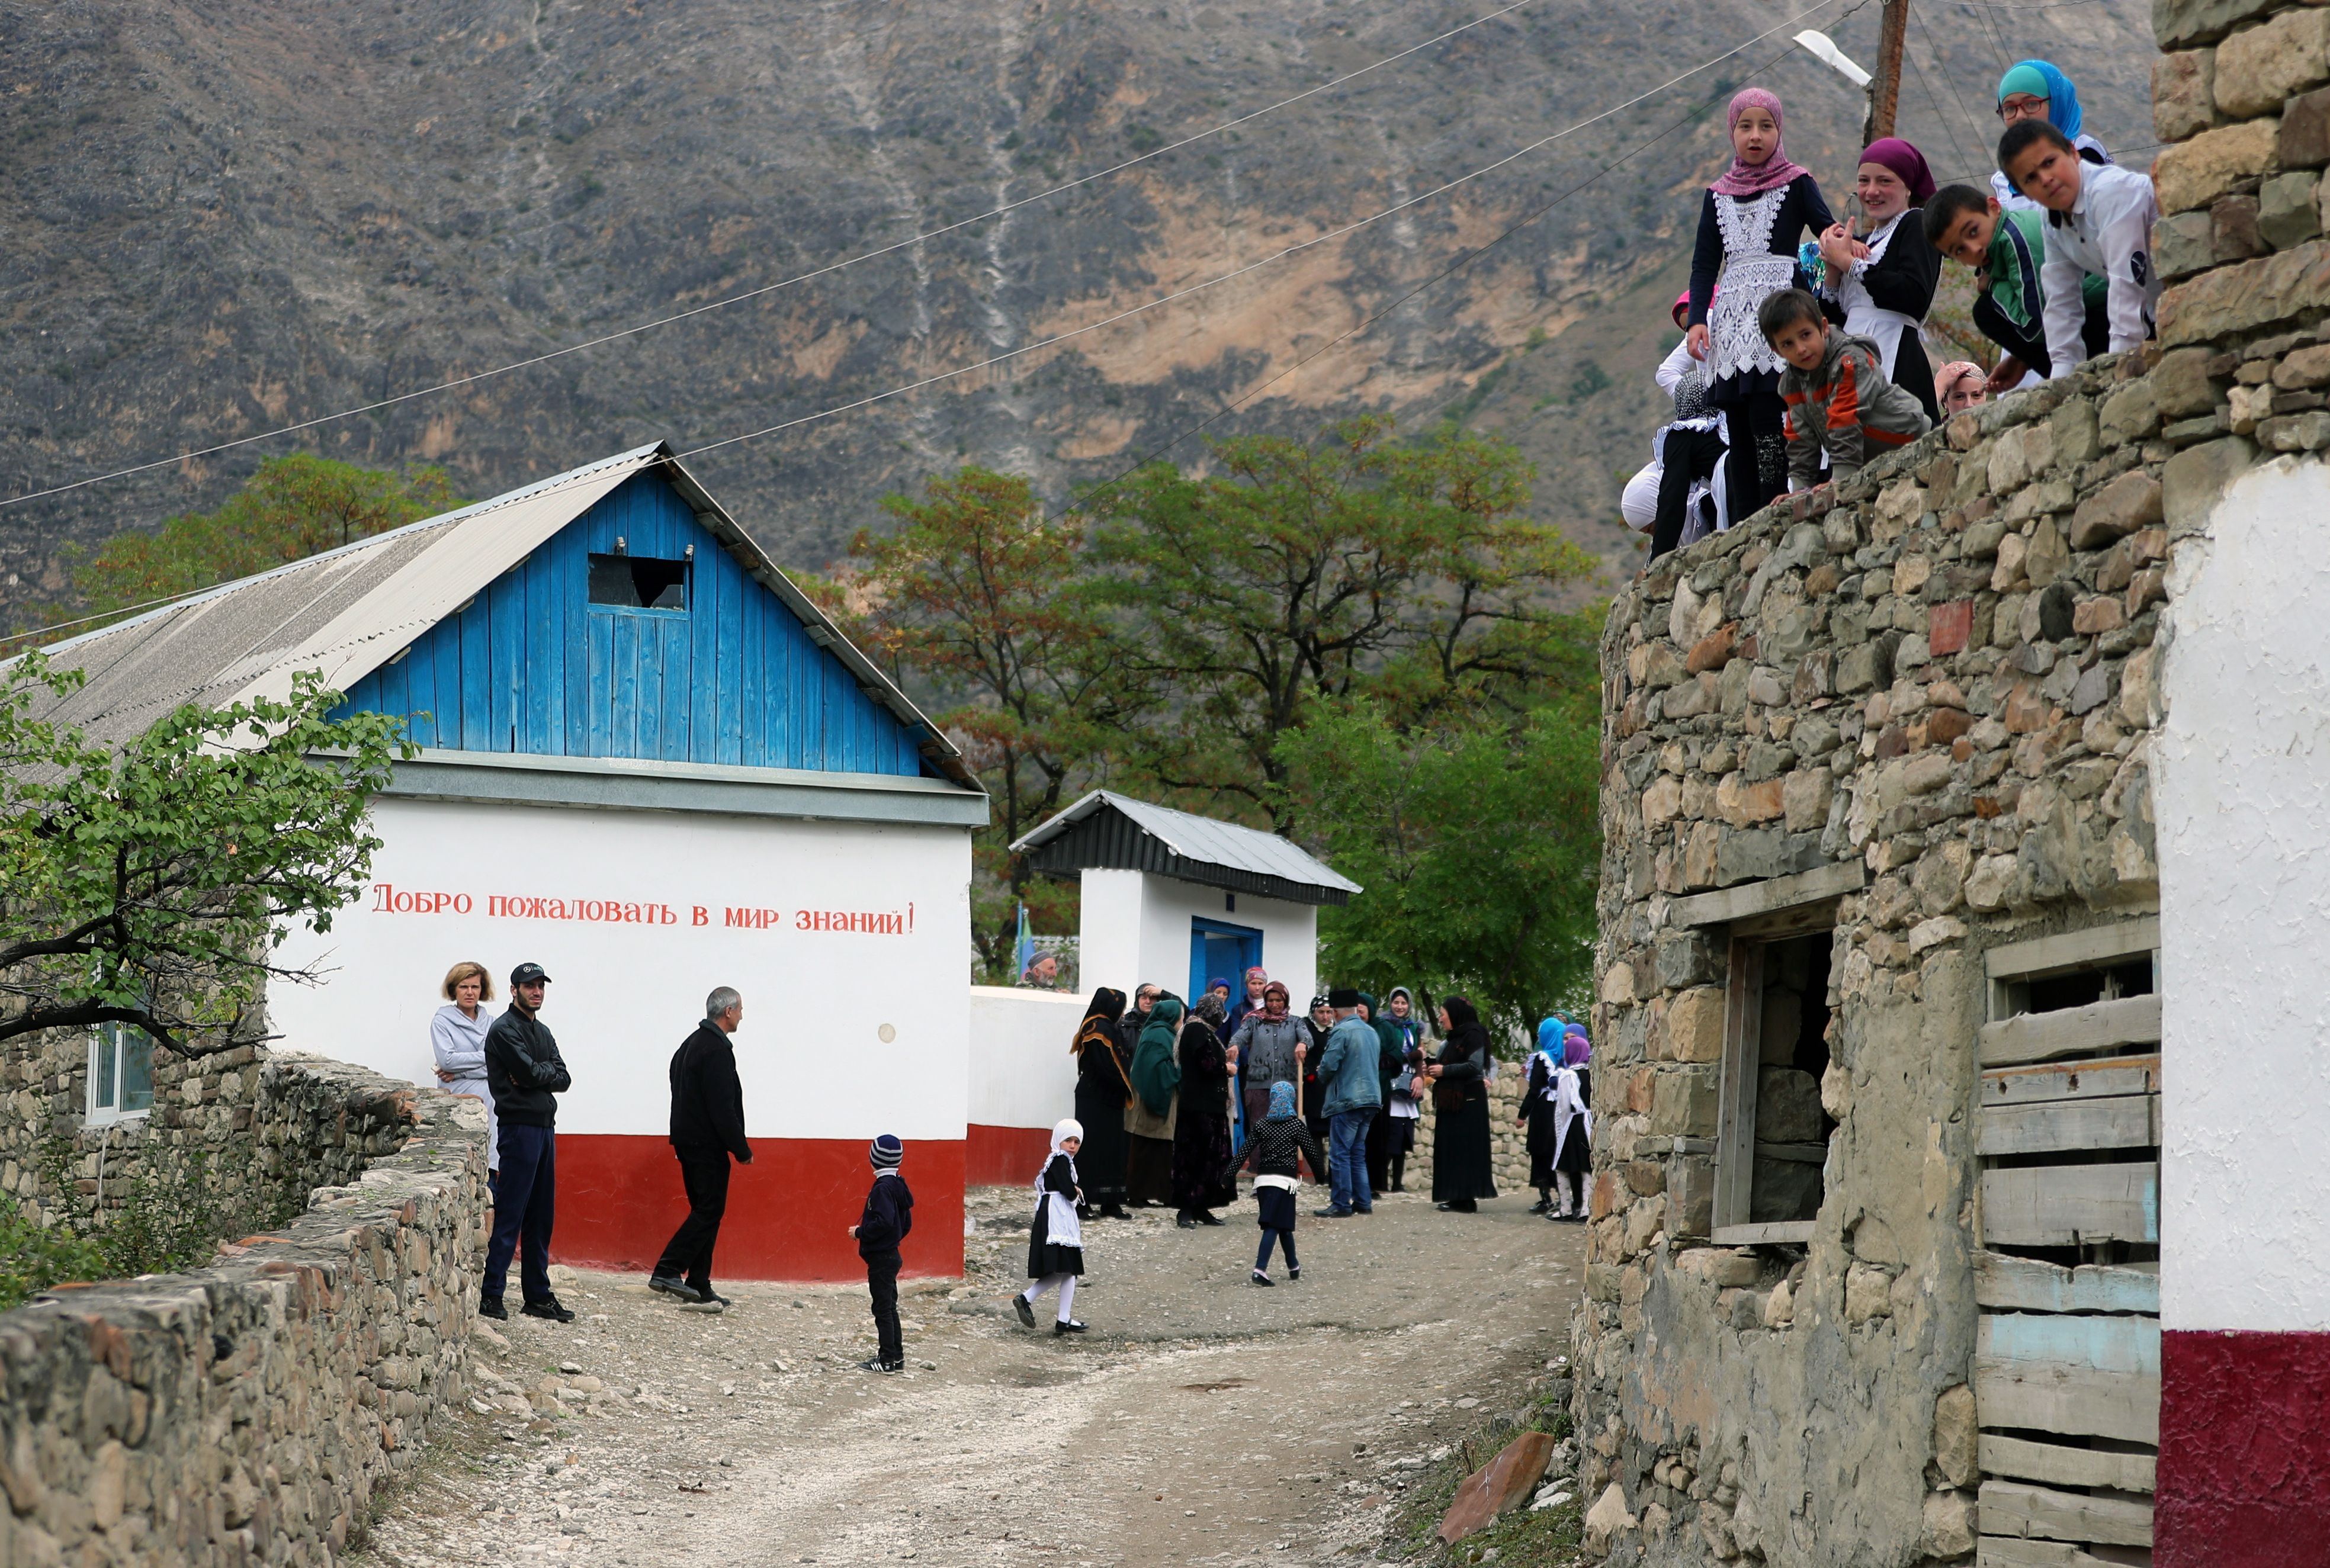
{"left": 1010, "top": 789, "right": 1360, "bottom": 897}
{"left": 13, "top": 442, "right": 978, "bottom": 789}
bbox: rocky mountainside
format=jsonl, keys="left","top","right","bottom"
{"left": 0, "top": 0, "right": 2159, "bottom": 625}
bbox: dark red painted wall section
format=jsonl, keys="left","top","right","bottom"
{"left": 966, "top": 1123, "right": 1052, "bottom": 1188}
{"left": 550, "top": 1135, "right": 964, "bottom": 1282}
{"left": 2159, "top": 1329, "right": 2330, "bottom": 1566}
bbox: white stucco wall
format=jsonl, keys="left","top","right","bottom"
{"left": 271, "top": 796, "right": 973, "bottom": 1142}
{"left": 2156, "top": 454, "right": 2330, "bottom": 1333}
{"left": 967, "top": 985, "right": 1085, "bottom": 1130}
{"left": 1076, "top": 866, "right": 1320, "bottom": 1005}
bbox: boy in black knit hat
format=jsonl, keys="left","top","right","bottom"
{"left": 848, "top": 1135, "right": 913, "bottom": 1373}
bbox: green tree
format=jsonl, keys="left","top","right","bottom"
{"left": 1282, "top": 696, "right": 1602, "bottom": 1039}
{"left": 66, "top": 454, "right": 462, "bottom": 621}
{"left": 0, "top": 653, "right": 410, "bottom": 1056}
{"left": 830, "top": 469, "right": 1137, "bottom": 982}
{"left": 1083, "top": 416, "right": 1594, "bottom": 831}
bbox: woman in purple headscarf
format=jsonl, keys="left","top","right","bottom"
{"left": 1548, "top": 1026, "right": 1593, "bottom": 1223}
{"left": 1684, "top": 88, "right": 1837, "bottom": 520}
{"left": 1815, "top": 137, "right": 1945, "bottom": 425}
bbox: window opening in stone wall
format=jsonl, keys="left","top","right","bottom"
{"left": 587, "top": 553, "right": 690, "bottom": 612}
{"left": 86, "top": 1020, "right": 154, "bottom": 1126}
{"left": 1712, "top": 924, "right": 1838, "bottom": 1245}
{"left": 1973, "top": 918, "right": 2161, "bottom": 1562}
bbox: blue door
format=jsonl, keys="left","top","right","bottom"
{"left": 1191, "top": 917, "right": 1264, "bottom": 1149}
{"left": 1189, "top": 917, "right": 1263, "bottom": 1009}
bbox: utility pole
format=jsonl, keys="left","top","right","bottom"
{"left": 1862, "top": 0, "right": 1911, "bottom": 145}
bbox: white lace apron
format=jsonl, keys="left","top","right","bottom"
{"left": 1832, "top": 211, "right": 1920, "bottom": 383}
{"left": 1707, "top": 187, "right": 1795, "bottom": 385}
{"left": 1034, "top": 1161, "right": 1083, "bottom": 1250}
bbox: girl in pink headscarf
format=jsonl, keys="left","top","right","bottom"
{"left": 1814, "top": 137, "right": 1946, "bottom": 426}
{"left": 1683, "top": 88, "right": 1835, "bottom": 522}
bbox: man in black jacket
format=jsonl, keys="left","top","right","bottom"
{"left": 650, "top": 987, "right": 751, "bottom": 1310}
{"left": 481, "top": 962, "right": 574, "bottom": 1323}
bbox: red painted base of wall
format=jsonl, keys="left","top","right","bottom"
{"left": 966, "top": 1123, "right": 1052, "bottom": 1187}
{"left": 2160, "top": 1329, "right": 2330, "bottom": 1566}
{"left": 548, "top": 1135, "right": 964, "bottom": 1282}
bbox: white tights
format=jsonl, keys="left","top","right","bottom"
{"left": 1022, "top": 1273, "right": 1077, "bottom": 1322}
{"left": 1555, "top": 1172, "right": 1582, "bottom": 1216}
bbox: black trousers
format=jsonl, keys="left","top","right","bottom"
{"left": 1721, "top": 393, "right": 1787, "bottom": 522}
{"left": 1650, "top": 427, "right": 1727, "bottom": 561}
{"left": 484, "top": 1123, "right": 555, "bottom": 1305}
{"left": 1972, "top": 291, "right": 2113, "bottom": 381}
{"left": 654, "top": 1143, "right": 732, "bottom": 1293}
{"left": 866, "top": 1260, "right": 903, "bottom": 1366}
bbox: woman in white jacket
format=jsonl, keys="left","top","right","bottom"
{"left": 432, "top": 960, "right": 500, "bottom": 1187}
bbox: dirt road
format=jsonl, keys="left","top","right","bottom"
{"left": 362, "top": 1183, "right": 1588, "bottom": 1568}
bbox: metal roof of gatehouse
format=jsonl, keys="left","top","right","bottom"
{"left": 1012, "top": 790, "right": 1360, "bottom": 907}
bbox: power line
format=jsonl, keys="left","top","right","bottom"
{"left": 1040, "top": 0, "right": 1878, "bottom": 529}
{"left": 0, "top": 0, "right": 1556, "bottom": 513}
{"left": 676, "top": 0, "right": 1859, "bottom": 464}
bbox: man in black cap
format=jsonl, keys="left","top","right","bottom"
{"left": 481, "top": 962, "right": 575, "bottom": 1322}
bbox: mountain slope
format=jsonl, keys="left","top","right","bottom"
{"left": 0, "top": 0, "right": 2160, "bottom": 620}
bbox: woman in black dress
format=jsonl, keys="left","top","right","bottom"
{"left": 1070, "top": 988, "right": 1131, "bottom": 1220}
{"left": 1422, "top": 995, "right": 1498, "bottom": 1212}
{"left": 1685, "top": 89, "right": 1836, "bottom": 519}
{"left": 1174, "top": 995, "right": 1236, "bottom": 1227}
{"left": 1815, "top": 137, "right": 1944, "bottom": 426}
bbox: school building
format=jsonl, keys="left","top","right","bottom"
{"left": 29, "top": 442, "right": 986, "bottom": 1280}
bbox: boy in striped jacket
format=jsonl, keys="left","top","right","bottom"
{"left": 1760, "top": 288, "right": 1932, "bottom": 491}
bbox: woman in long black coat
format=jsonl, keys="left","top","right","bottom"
{"left": 1070, "top": 988, "right": 1131, "bottom": 1220}
{"left": 1173, "top": 996, "right": 1236, "bottom": 1226}
{"left": 1422, "top": 995, "right": 1498, "bottom": 1212}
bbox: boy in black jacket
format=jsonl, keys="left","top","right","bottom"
{"left": 848, "top": 1135, "right": 913, "bottom": 1373}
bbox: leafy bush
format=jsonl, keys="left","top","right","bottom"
{"left": 0, "top": 1146, "right": 242, "bottom": 1311}
{"left": 0, "top": 1195, "right": 111, "bottom": 1310}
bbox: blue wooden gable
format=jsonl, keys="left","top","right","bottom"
{"left": 335, "top": 470, "right": 927, "bottom": 776}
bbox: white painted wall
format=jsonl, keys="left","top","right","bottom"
{"left": 2156, "top": 454, "right": 2330, "bottom": 1333}
{"left": 1076, "top": 867, "right": 1319, "bottom": 1005}
{"left": 967, "top": 985, "right": 1085, "bottom": 1130}
{"left": 271, "top": 796, "right": 973, "bottom": 1141}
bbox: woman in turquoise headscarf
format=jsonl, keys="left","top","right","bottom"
{"left": 1124, "top": 995, "right": 1183, "bottom": 1207}
{"left": 1990, "top": 60, "right": 2114, "bottom": 211}
{"left": 1519, "top": 1017, "right": 1569, "bottom": 1214}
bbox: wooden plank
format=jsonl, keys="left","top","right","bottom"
{"left": 1674, "top": 860, "right": 1867, "bottom": 927}
{"left": 1978, "top": 1433, "right": 2156, "bottom": 1494}
{"left": 1981, "top": 995, "right": 2161, "bottom": 1068}
{"left": 1975, "top": 1355, "right": 2160, "bottom": 1443}
{"left": 1982, "top": 1057, "right": 2160, "bottom": 1108}
{"left": 1981, "top": 1164, "right": 2158, "bottom": 1247}
{"left": 1973, "top": 1252, "right": 2160, "bottom": 1315}
{"left": 1986, "top": 918, "right": 2159, "bottom": 981}
{"left": 1978, "top": 1535, "right": 2138, "bottom": 1568}
{"left": 1979, "top": 1479, "right": 2153, "bottom": 1547}
{"left": 1710, "top": 1220, "right": 1814, "bottom": 1246}
{"left": 1979, "top": 1313, "right": 2159, "bottom": 1376}
{"left": 1712, "top": 936, "right": 1763, "bottom": 1233}
{"left": 1977, "top": 1095, "right": 2158, "bottom": 1157}
{"left": 1755, "top": 1141, "right": 1829, "bottom": 1164}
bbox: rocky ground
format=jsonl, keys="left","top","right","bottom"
{"left": 358, "top": 1183, "right": 1589, "bottom": 1568}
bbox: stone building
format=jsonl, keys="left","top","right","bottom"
{"left": 1571, "top": 4, "right": 2330, "bottom": 1559}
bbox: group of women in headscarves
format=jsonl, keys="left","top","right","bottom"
{"left": 1632, "top": 59, "right": 2116, "bottom": 563}
{"left": 1070, "top": 983, "right": 1238, "bottom": 1229}
{"left": 1520, "top": 1017, "right": 1594, "bottom": 1222}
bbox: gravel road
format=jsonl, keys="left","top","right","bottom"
{"left": 361, "top": 1183, "right": 1587, "bottom": 1568}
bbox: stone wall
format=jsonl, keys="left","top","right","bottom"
{"left": 1570, "top": 348, "right": 2188, "bottom": 1565}
{"left": 0, "top": 1072, "right": 487, "bottom": 1568}
{"left": 1, "top": 1020, "right": 418, "bottom": 1245}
